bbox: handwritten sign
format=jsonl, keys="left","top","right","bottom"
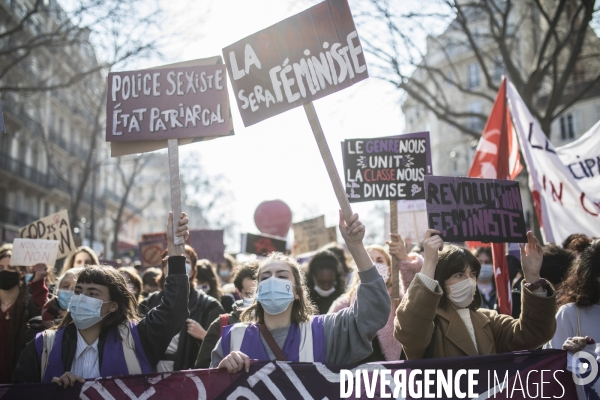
{"left": 424, "top": 176, "right": 527, "bottom": 243}
{"left": 223, "top": 0, "right": 368, "bottom": 127}
{"left": 19, "top": 210, "right": 75, "bottom": 259}
{"left": 11, "top": 239, "right": 59, "bottom": 266}
{"left": 292, "top": 216, "right": 337, "bottom": 255}
{"left": 241, "top": 233, "right": 287, "bottom": 256}
{"left": 106, "top": 63, "right": 231, "bottom": 142}
{"left": 190, "top": 229, "right": 226, "bottom": 263}
{"left": 343, "top": 132, "right": 432, "bottom": 202}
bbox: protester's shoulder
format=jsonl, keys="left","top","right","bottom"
{"left": 555, "top": 302, "right": 578, "bottom": 318}
{"left": 476, "top": 307, "right": 502, "bottom": 321}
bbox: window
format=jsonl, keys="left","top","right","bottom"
{"left": 468, "top": 101, "right": 485, "bottom": 133}
{"left": 468, "top": 63, "right": 480, "bottom": 88}
{"left": 0, "top": 133, "right": 11, "bottom": 154}
{"left": 560, "top": 114, "right": 574, "bottom": 140}
{"left": 493, "top": 57, "right": 504, "bottom": 83}
{"left": 18, "top": 139, "right": 27, "bottom": 161}
{"left": 31, "top": 146, "right": 39, "bottom": 169}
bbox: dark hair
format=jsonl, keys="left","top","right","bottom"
{"left": 219, "top": 253, "right": 237, "bottom": 271}
{"left": 57, "top": 265, "right": 141, "bottom": 331}
{"left": 558, "top": 239, "right": 600, "bottom": 308}
{"left": 118, "top": 267, "right": 143, "bottom": 303}
{"left": 157, "top": 246, "right": 197, "bottom": 288}
{"left": 562, "top": 233, "right": 591, "bottom": 254}
{"left": 240, "top": 252, "right": 317, "bottom": 324}
{"left": 141, "top": 267, "right": 161, "bottom": 287}
{"left": 305, "top": 250, "right": 346, "bottom": 294}
{"left": 321, "top": 244, "right": 353, "bottom": 274}
{"left": 474, "top": 247, "right": 492, "bottom": 260}
{"left": 434, "top": 245, "right": 482, "bottom": 310}
{"left": 505, "top": 254, "right": 521, "bottom": 282}
{"left": 232, "top": 261, "right": 258, "bottom": 292}
{"left": 540, "top": 245, "right": 575, "bottom": 287}
{"left": 196, "top": 259, "right": 222, "bottom": 301}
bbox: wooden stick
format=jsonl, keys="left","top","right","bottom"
{"left": 167, "top": 139, "right": 185, "bottom": 250}
{"left": 303, "top": 102, "right": 359, "bottom": 240}
{"left": 390, "top": 200, "right": 400, "bottom": 309}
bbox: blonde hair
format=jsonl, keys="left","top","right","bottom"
{"left": 240, "top": 252, "right": 317, "bottom": 324}
{"left": 59, "top": 246, "right": 100, "bottom": 276}
{"left": 343, "top": 244, "right": 392, "bottom": 302}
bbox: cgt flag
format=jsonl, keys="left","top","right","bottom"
{"left": 467, "top": 78, "right": 522, "bottom": 316}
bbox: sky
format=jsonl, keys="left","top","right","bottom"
{"left": 144, "top": 0, "right": 407, "bottom": 251}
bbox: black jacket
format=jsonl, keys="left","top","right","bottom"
{"left": 12, "top": 256, "right": 189, "bottom": 383}
{"left": 194, "top": 300, "right": 244, "bottom": 369}
{"left": 140, "top": 286, "right": 224, "bottom": 370}
{"left": 308, "top": 287, "right": 344, "bottom": 315}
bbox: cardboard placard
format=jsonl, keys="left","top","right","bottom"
{"left": 384, "top": 200, "right": 429, "bottom": 244}
{"left": 189, "top": 229, "right": 226, "bottom": 263}
{"left": 424, "top": 176, "right": 527, "bottom": 243}
{"left": 343, "top": 132, "right": 432, "bottom": 202}
{"left": 109, "top": 57, "right": 235, "bottom": 157}
{"left": 11, "top": 239, "right": 60, "bottom": 266}
{"left": 241, "top": 233, "right": 287, "bottom": 256}
{"left": 292, "top": 216, "right": 337, "bottom": 254}
{"left": 223, "top": 0, "right": 368, "bottom": 127}
{"left": 139, "top": 240, "right": 165, "bottom": 268}
{"left": 18, "top": 210, "right": 76, "bottom": 259}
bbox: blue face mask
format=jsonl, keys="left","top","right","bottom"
{"left": 24, "top": 273, "right": 34, "bottom": 284}
{"left": 68, "top": 294, "right": 112, "bottom": 330}
{"left": 57, "top": 289, "right": 74, "bottom": 310}
{"left": 255, "top": 276, "right": 295, "bottom": 315}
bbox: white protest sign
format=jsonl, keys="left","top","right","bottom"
{"left": 11, "top": 239, "right": 60, "bottom": 266}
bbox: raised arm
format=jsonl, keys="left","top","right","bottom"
{"left": 321, "top": 212, "right": 390, "bottom": 364}
{"left": 137, "top": 212, "right": 190, "bottom": 367}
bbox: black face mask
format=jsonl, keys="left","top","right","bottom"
{"left": 0, "top": 270, "right": 21, "bottom": 290}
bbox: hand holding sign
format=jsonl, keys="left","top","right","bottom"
{"left": 387, "top": 233, "right": 409, "bottom": 261}
{"left": 338, "top": 210, "right": 364, "bottom": 246}
{"left": 167, "top": 212, "right": 189, "bottom": 257}
{"left": 519, "top": 231, "right": 543, "bottom": 284}
{"left": 421, "top": 229, "right": 443, "bottom": 280}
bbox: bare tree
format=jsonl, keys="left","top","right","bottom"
{"left": 356, "top": 0, "right": 600, "bottom": 137}
{"left": 111, "top": 153, "right": 161, "bottom": 256}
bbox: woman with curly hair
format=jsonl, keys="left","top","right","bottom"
{"left": 210, "top": 212, "right": 390, "bottom": 373}
{"left": 546, "top": 239, "right": 600, "bottom": 354}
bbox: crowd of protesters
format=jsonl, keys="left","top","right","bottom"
{"left": 0, "top": 209, "right": 598, "bottom": 396}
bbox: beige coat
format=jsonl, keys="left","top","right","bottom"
{"left": 394, "top": 274, "right": 557, "bottom": 359}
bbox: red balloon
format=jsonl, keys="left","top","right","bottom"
{"left": 254, "top": 200, "right": 292, "bottom": 238}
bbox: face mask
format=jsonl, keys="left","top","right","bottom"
{"left": 68, "top": 294, "right": 112, "bottom": 330}
{"left": 24, "top": 273, "right": 34, "bottom": 284}
{"left": 197, "top": 284, "right": 210, "bottom": 292}
{"left": 256, "top": 277, "right": 295, "bottom": 315}
{"left": 374, "top": 263, "right": 390, "bottom": 282}
{"left": 185, "top": 262, "right": 193, "bottom": 276}
{"left": 446, "top": 278, "right": 477, "bottom": 308}
{"left": 57, "top": 289, "right": 74, "bottom": 310}
{"left": 479, "top": 264, "right": 494, "bottom": 280}
{"left": 0, "top": 270, "right": 21, "bottom": 290}
{"left": 313, "top": 284, "right": 336, "bottom": 297}
{"left": 219, "top": 269, "right": 230, "bottom": 278}
{"left": 242, "top": 297, "right": 253, "bottom": 308}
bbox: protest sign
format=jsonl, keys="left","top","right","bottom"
{"left": 384, "top": 202, "right": 428, "bottom": 244}
{"left": 11, "top": 239, "right": 59, "bottom": 266}
{"left": 139, "top": 240, "right": 165, "bottom": 268}
{"left": 292, "top": 216, "right": 336, "bottom": 255}
{"left": 343, "top": 132, "right": 432, "bottom": 202}
{"left": 189, "top": 229, "right": 226, "bottom": 263}
{"left": 0, "top": 350, "right": 579, "bottom": 400}
{"left": 18, "top": 210, "right": 75, "bottom": 259}
{"left": 223, "top": 0, "right": 368, "bottom": 127}
{"left": 241, "top": 233, "right": 287, "bottom": 256}
{"left": 424, "top": 176, "right": 527, "bottom": 243}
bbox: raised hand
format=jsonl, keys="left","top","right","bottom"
{"left": 519, "top": 231, "right": 543, "bottom": 283}
{"left": 387, "top": 233, "right": 409, "bottom": 261}
{"left": 421, "top": 229, "right": 443, "bottom": 279}
{"left": 167, "top": 212, "right": 189, "bottom": 256}
{"left": 338, "top": 210, "right": 365, "bottom": 246}
{"left": 30, "top": 263, "right": 48, "bottom": 283}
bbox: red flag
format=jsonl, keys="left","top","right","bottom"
{"left": 467, "top": 78, "right": 522, "bottom": 315}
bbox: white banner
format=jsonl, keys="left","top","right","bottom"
{"left": 556, "top": 120, "right": 600, "bottom": 204}
{"left": 506, "top": 80, "right": 600, "bottom": 243}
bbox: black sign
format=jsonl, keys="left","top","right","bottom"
{"left": 241, "top": 233, "right": 287, "bottom": 256}
{"left": 425, "top": 176, "right": 527, "bottom": 243}
{"left": 343, "top": 132, "right": 432, "bottom": 202}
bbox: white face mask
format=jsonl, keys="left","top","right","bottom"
{"left": 446, "top": 278, "right": 477, "bottom": 308}
{"left": 242, "top": 297, "right": 253, "bottom": 308}
{"left": 374, "top": 263, "right": 390, "bottom": 282}
{"left": 313, "top": 284, "right": 336, "bottom": 297}
{"left": 479, "top": 263, "right": 494, "bottom": 280}
{"left": 185, "top": 262, "right": 193, "bottom": 276}
{"left": 68, "top": 294, "right": 112, "bottom": 330}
